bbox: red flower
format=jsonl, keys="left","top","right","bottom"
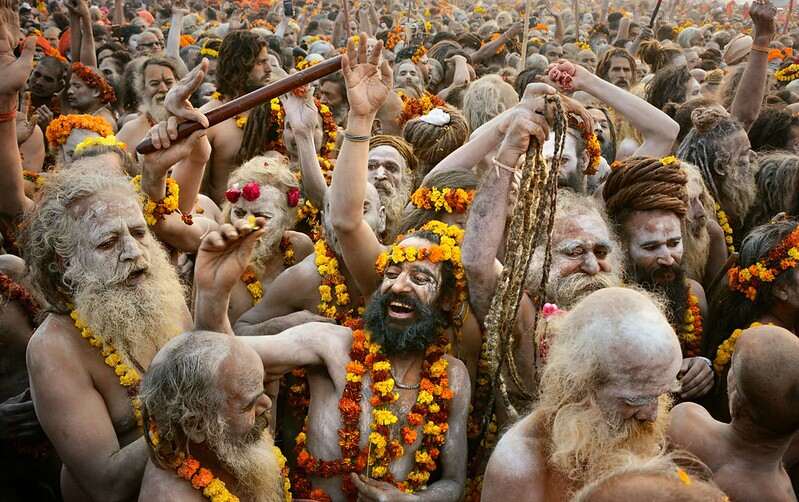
{"left": 242, "top": 182, "right": 261, "bottom": 201}
{"left": 224, "top": 187, "right": 241, "bottom": 203}
{"left": 287, "top": 187, "right": 301, "bottom": 207}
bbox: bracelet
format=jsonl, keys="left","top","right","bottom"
{"left": 344, "top": 131, "right": 371, "bottom": 143}
{"left": 0, "top": 110, "right": 17, "bottom": 123}
{"left": 492, "top": 156, "right": 519, "bottom": 176}
{"left": 751, "top": 45, "right": 770, "bottom": 54}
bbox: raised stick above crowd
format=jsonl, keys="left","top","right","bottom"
{"left": 2, "top": 0, "right": 799, "bottom": 501}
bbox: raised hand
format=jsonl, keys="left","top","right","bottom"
{"left": 15, "top": 92, "right": 35, "bottom": 144}
{"left": 282, "top": 85, "right": 319, "bottom": 134}
{"left": 142, "top": 121, "right": 210, "bottom": 184}
{"left": 0, "top": 27, "right": 35, "bottom": 100}
{"left": 34, "top": 104, "right": 53, "bottom": 131}
{"left": 497, "top": 108, "right": 551, "bottom": 161}
{"left": 163, "top": 58, "right": 210, "bottom": 128}
{"left": 194, "top": 218, "right": 267, "bottom": 295}
{"left": 0, "top": 0, "right": 20, "bottom": 43}
{"left": 547, "top": 59, "right": 582, "bottom": 92}
{"left": 341, "top": 32, "right": 392, "bottom": 118}
{"left": 749, "top": 0, "right": 776, "bottom": 42}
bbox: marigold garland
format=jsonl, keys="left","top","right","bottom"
{"left": 315, "top": 239, "right": 361, "bottom": 324}
{"left": 273, "top": 446, "right": 293, "bottom": 502}
{"left": 570, "top": 117, "right": 601, "bottom": 175}
{"left": 411, "top": 46, "right": 427, "bottom": 64}
{"left": 679, "top": 293, "right": 703, "bottom": 358}
{"left": 131, "top": 175, "right": 193, "bottom": 226}
{"left": 399, "top": 92, "right": 446, "bottom": 126}
{"left": 716, "top": 203, "right": 735, "bottom": 254}
{"left": 776, "top": 63, "right": 799, "bottom": 83}
{"left": 239, "top": 237, "right": 296, "bottom": 305}
{"left": 70, "top": 310, "right": 143, "bottom": 428}
{"left": 386, "top": 25, "right": 403, "bottom": 50}
{"left": 73, "top": 134, "right": 127, "bottom": 156}
{"left": 199, "top": 47, "right": 219, "bottom": 59}
{"left": 45, "top": 114, "right": 113, "bottom": 148}
{"left": 713, "top": 322, "right": 764, "bottom": 373}
{"left": 71, "top": 62, "right": 116, "bottom": 104}
{"left": 0, "top": 272, "right": 40, "bottom": 326}
{"left": 22, "top": 170, "right": 44, "bottom": 188}
{"left": 727, "top": 226, "right": 799, "bottom": 301}
{"left": 176, "top": 455, "right": 240, "bottom": 502}
{"left": 179, "top": 34, "right": 195, "bottom": 48}
{"left": 292, "top": 328, "right": 452, "bottom": 500}
{"left": 410, "top": 187, "right": 474, "bottom": 214}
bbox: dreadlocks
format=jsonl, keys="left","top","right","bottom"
{"left": 216, "top": 30, "right": 266, "bottom": 99}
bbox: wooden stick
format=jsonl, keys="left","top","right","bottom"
{"left": 649, "top": 0, "right": 663, "bottom": 28}
{"left": 518, "top": 0, "right": 532, "bottom": 72}
{"left": 136, "top": 56, "right": 343, "bottom": 155}
{"left": 785, "top": 0, "right": 794, "bottom": 34}
{"left": 342, "top": 0, "right": 352, "bottom": 38}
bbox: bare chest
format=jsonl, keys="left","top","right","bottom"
{"left": 207, "top": 121, "right": 245, "bottom": 202}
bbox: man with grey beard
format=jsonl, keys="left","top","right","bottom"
{"left": 117, "top": 57, "right": 183, "bottom": 158}
{"left": 18, "top": 161, "right": 266, "bottom": 502}
{"left": 368, "top": 135, "right": 417, "bottom": 243}
{"left": 139, "top": 332, "right": 283, "bottom": 502}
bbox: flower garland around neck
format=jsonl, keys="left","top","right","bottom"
{"left": 715, "top": 203, "right": 735, "bottom": 254}
{"left": 0, "top": 272, "right": 40, "bottom": 326}
{"left": 713, "top": 322, "right": 766, "bottom": 374}
{"left": 315, "top": 239, "right": 364, "bottom": 324}
{"left": 45, "top": 114, "right": 113, "bottom": 148}
{"left": 176, "top": 456, "right": 240, "bottom": 502}
{"left": 292, "top": 328, "right": 452, "bottom": 500}
{"left": 69, "top": 310, "right": 143, "bottom": 428}
{"left": 680, "top": 293, "right": 703, "bottom": 358}
{"left": 410, "top": 187, "right": 474, "bottom": 214}
{"left": 71, "top": 62, "right": 116, "bottom": 104}
{"left": 131, "top": 175, "right": 193, "bottom": 226}
{"left": 776, "top": 63, "right": 799, "bottom": 83}
{"left": 386, "top": 25, "right": 403, "bottom": 50}
{"left": 727, "top": 225, "right": 799, "bottom": 301}
{"left": 239, "top": 237, "right": 296, "bottom": 306}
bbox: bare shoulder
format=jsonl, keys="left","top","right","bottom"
{"left": 138, "top": 459, "right": 202, "bottom": 502}
{"left": 687, "top": 279, "right": 708, "bottom": 313}
{"left": 286, "top": 231, "right": 314, "bottom": 261}
{"left": 27, "top": 313, "right": 82, "bottom": 360}
{"left": 483, "top": 415, "right": 547, "bottom": 499}
{"left": 0, "top": 254, "right": 26, "bottom": 278}
{"left": 444, "top": 355, "right": 470, "bottom": 398}
{"left": 668, "top": 402, "right": 715, "bottom": 448}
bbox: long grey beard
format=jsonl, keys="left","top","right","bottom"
{"left": 211, "top": 426, "right": 283, "bottom": 502}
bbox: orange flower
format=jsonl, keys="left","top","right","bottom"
{"left": 177, "top": 457, "right": 199, "bottom": 480}
{"left": 190, "top": 467, "right": 213, "bottom": 489}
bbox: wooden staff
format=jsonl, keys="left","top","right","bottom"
{"left": 649, "top": 0, "right": 663, "bottom": 28}
{"left": 136, "top": 56, "right": 343, "bottom": 155}
{"left": 342, "top": 0, "right": 352, "bottom": 38}
{"left": 518, "top": 0, "right": 532, "bottom": 71}
{"left": 785, "top": 0, "right": 794, "bottom": 34}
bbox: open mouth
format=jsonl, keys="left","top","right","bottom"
{"left": 126, "top": 267, "right": 148, "bottom": 284}
{"left": 388, "top": 301, "right": 416, "bottom": 319}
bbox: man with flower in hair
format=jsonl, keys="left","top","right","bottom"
{"left": 602, "top": 156, "right": 714, "bottom": 402}
{"left": 669, "top": 324, "right": 799, "bottom": 502}
{"left": 67, "top": 62, "right": 117, "bottom": 132}
{"left": 44, "top": 112, "right": 114, "bottom": 165}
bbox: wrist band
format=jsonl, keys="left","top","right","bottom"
{"left": 344, "top": 131, "right": 370, "bottom": 143}
{"left": 492, "top": 156, "right": 519, "bottom": 176}
{"left": 0, "top": 110, "right": 17, "bottom": 123}
{"left": 751, "top": 45, "right": 770, "bottom": 54}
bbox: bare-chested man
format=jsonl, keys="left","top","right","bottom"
{"left": 201, "top": 31, "right": 272, "bottom": 204}
{"left": 482, "top": 288, "right": 683, "bottom": 501}
{"left": 117, "top": 57, "right": 182, "bottom": 157}
{"left": 669, "top": 325, "right": 799, "bottom": 502}
{"left": 66, "top": 62, "right": 117, "bottom": 131}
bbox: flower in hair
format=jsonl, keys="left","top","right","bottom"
{"left": 242, "top": 182, "right": 261, "bottom": 201}
{"left": 287, "top": 187, "right": 301, "bottom": 208}
{"left": 660, "top": 155, "right": 678, "bottom": 166}
{"left": 225, "top": 187, "right": 241, "bottom": 203}
{"left": 71, "top": 62, "right": 116, "bottom": 104}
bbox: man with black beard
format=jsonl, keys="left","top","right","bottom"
{"left": 603, "top": 156, "right": 715, "bottom": 402}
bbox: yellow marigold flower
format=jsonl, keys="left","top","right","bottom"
{"left": 346, "top": 372, "right": 362, "bottom": 383}
{"left": 203, "top": 478, "right": 227, "bottom": 497}
{"left": 374, "top": 378, "right": 395, "bottom": 396}
{"left": 423, "top": 421, "right": 441, "bottom": 435}
{"left": 373, "top": 409, "right": 398, "bottom": 426}
{"left": 373, "top": 361, "right": 391, "bottom": 372}
{"left": 369, "top": 432, "right": 387, "bottom": 449}
{"left": 415, "top": 450, "right": 433, "bottom": 464}
{"left": 429, "top": 403, "right": 440, "bottom": 413}
{"left": 660, "top": 155, "right": 678, "bottom": 166}
{"left": 789, "top": 247, "right": 799, "bottom": 260}
{"left": 105, "top": 353, "right": 122, "bottom": 367}
{"left": 372, "top": 465, "right": 387, "bottom": 478}
{"left": 390, "top": 246, "right": 406, "bottom": 263}
{"left": 417, "top": 390, "right": 434, "bottom": 405}
{"left": 429, "top": 359, "right": 448, "bottom": 377}
{"left": 296, "top": 432, "right": 307, "bottom": 444}
{"left": 319, "top": 285, "right": 332, "bottom": 302}
{"left": 120, "top": 368, "right": 140, "bottom": 386}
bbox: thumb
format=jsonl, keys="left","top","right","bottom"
{"left": 15, "top": 36, "right": 35, "bottom": 72}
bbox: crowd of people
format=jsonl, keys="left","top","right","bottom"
{"left": 2, "top": 0, "right": 799, "bottom": 499}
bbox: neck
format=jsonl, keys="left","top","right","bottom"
{"left": 760, "top": 303, "right": 798, "bottom": 335}
{"left": 725, "top": 416, "right": 793, "bottom": 468}
{"left": 387, "top": 350, "right": 425, "bottom": 385}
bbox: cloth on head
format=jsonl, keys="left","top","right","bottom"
{"left": 369, "top": 135, "right": 418, "bottom": 173}
{"left": 602, "top": 157, "right": 688, "bottom": 220}
{"left": 723, "top": 34, "right": 752, "bottom": 66}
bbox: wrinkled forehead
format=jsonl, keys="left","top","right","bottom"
{"left": 369, "top": 146, "right": 406, "bottom": 168}
{"left": 554, "top": 211, "right": 611, "bottom": 246}
{"left": 144, "top": 64, "right": 175, "bottom": 81}
{"left": 70, "top": 190, "right": 144, "bottom": 230}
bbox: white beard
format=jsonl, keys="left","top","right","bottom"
{"left": 212, "top": 428, "right": 283, "bottom": 502}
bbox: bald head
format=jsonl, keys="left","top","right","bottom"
{"left": 574, "top": 469, "right": 727, "bottom": 501}
{"left": 733, "top": 325, "right": 799, "bottom": 435}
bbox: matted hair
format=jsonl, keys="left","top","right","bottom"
{"left": 462, "top": 74, "right": 519, "bottom": 131}
{"left": 217, "top": 30, "right": 266, "bottom": 98}
{"left": 402, "top": 105, "right": 469, "bottom": 177}
{"left": 596, "top": 48, "right": 636, "bottom": 83}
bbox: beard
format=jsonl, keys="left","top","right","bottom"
{"left": 546, "top": 271, "right": 623, "bottom": 309}
{"left": 209, "top": 414, "right": 283, "bottom": 502}
{"left": 631, "top": 263, "right": 689, "bottom": 328}
{"left": 558, "top": 169, "right": 588, "bottom": 194}
{"left": 250, "top": 222, "right": 286, "bottom": 276}
{"left": 145, "top": 95, "right": 169, "bottom": 123}
{"left": 547, "top": 395, "right": 671, "bottom": 486}
{"left": 377, "top": 184, "right": 409, "bottom": 242}
{"left": 363, "top": 289, "right": 447, "bottom": 355}
{"left": 681, "top": 220, "right": 710, "bottom": 284}
{"left": 716, "top": 164, "right": 756, "bottom": 229}
{"left": 70, "top": 239, "right": 187, "bottom": 368}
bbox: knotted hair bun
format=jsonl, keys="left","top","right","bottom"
{"left": 691, "top": 106, "right": 729, "bottom": 134}
{"left": 603, "top": 156, "right": 688, "bottom": 220}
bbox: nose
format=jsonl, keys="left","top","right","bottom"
{"left": 157, "top": 80, "right": 168, "bottom": 92}
{"left": 255, "top": 394, "right": 272, "bottom": 416}
{"left": 580, "top": 253, "right": 600, "bottom": 275}
{"left": 389, "top": 272, "right": 413, "bottom": 294}
{"left": 375, "top": 166, "right": 387, "bottom": 180}
{"left": 634, "top": 401, "right": 658, "bottom": 422}
{"left": 656, "top": 249, "right": 675, "bottom": 267}
{"left": 119, "top": 235, "right": 144, "bottom": 262}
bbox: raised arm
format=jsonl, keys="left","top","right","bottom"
{"left": 730, "top": 0, "right": 776, "bottom": 131}
{"left": 283, "top": 88, "right": 327, "bottom": 209}
{"left": 549, "top": 60, "right": 678, "bottom": 157}
{"left": 0, "top": 27, "right": 35, "bottom": 222}
{"left": 66, "top": 0, "right": 96, "bottom": 67}
{"left": 329, "top": 35, "right": 392, "bottom": 297}
{"left": 470, "top": 23, "right": 522, "bottom": 66}
{"left": 165, "top": 5, "right": 189, "bottom": 74}
{"left": 113, "top": 0, "right": 124, "bottom": 26}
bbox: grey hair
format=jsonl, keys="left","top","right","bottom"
{"left": 139, "top": 331, "right": 231, "bottom": 456}
{"left": 462, "top": 74, "right": 519, "bottom": 131}
{"left": 18, "top": 166, "right": 138, "bottom": 313}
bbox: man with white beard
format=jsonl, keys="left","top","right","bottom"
{"left": 117, "top": 57, "right": 182, "bottom": 158}
{"left": 138, "top": 332, "right": 284, "bottom": 502}
{"left": 21, "top": 163, "right": 267, "bottom": 502}
{"left": 482, "top": 288, "right": 683, "bottom": 501}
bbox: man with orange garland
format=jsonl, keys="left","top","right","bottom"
{"left": 67, "top": 62, "right": 117, "bottom": 132}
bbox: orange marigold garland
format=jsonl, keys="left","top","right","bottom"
{"left": 410, "top": 187, "right": 474, "bottom": 214}
{"left": 399, "top": 92, "right": 446, "bottom": 126}
{"left": 71, "top": 62, "right": 116, "bottom": 104}
{"left": 386, "top": 25, "right": 403, "bottom": 50}
{"left": 679, "top": 293, "right": 703, "bottom": 358}
{"left": 727, "top": 225, "right": 799, "bottom": 301}
{"left": 176, "top": 455, "right": 240, "bottom": 501}
{"left": 0, "top": 272, "right": 40, "bottom": 326}
{"left": 45, "top": 114, "right": 113, "bottom": 148}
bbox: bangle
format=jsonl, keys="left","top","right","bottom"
{"left": 344, "top": 131, "right": 370, "bottom": 143}
{"left": 0, "top": 110, "right": 17, "bottom": 123}
{"left": 751, "top": 45, "right": 770, "bottom": 54}
{"left": 492, "top": 156, "right": 519, "bottom": 176}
